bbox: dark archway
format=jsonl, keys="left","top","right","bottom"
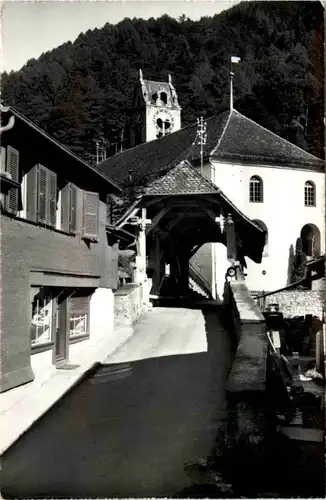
{"left": 252, "top": 220, "right": 268, "bottom": 256}
{"left": 300, "top": 223, "right": 321, "bottom": 258}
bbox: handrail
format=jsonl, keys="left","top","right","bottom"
{"left": 189, "top": 263, "right": 213, "bottom": 298}
{"left": 256, "top": 277, "right": 308, "bottom": 300}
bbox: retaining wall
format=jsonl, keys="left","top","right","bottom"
{"left": 265, "top": 290, "right": 325, "bottom": 320}
{"left": 223, "top": 279, "right": 268, "bottom": 483}
{"left": 114, "top": 279, "right": 152, "bottom": 326}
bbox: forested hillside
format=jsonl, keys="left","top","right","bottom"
{"left": 2, "top": 1, "right": 324, "bottom": 163}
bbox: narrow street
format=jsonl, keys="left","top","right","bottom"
{"left": 1, "top": 306, "right": 233, "bottom": 499}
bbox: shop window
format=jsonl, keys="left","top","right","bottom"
{"left": 70, "top": 314, "right": 88, "bottom": 337}
{"left": 69, "top": 291, "right": 91, "bottom": 340}
{"left": 30, "top": 290, "right": 54, "bottom": 347}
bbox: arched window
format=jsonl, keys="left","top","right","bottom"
{"left": 249, "top": 176, "right": 263, "bottom": 203}
{"left": 160, "top": 92, "right": 168, "bottom": 105}
{"left": 253, "top": 220, "right": 268, "bottom": 256}
{"left": 300, "top": 224, "right": 321, "bottom": 258}
{"left": 304, "top": 181, "right": 316, "bottom": 207}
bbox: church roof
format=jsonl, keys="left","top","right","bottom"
{"left": 97, "top": 108, "right": 324, "bottom": 188}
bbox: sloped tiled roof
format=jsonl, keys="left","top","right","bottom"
{"left": 97, "top": 111, "right": 229, "bottom": 187}
{"left": 144, "top": 160, "right": 219, "bottom": 195}
{"left": 211, "top": 110, "right": 324, "bottom": 168}
{"left": 97, "top": 108, "right": 324, "bottom": 188}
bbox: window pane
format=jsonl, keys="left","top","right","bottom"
{"left": 31, "top": 295, "right": 53, "bottom": 346}
{"left": 69, "top": 313, "right": 88, "bottom": 337}
{"left": 250, "top": 177, "right": 262, "bottom": 202}
{"left": 304, "top": 183, "right": 315, "bottom": 206}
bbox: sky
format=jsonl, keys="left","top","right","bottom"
{"left": 1, "top": 0, "right": 241, "bottom": 73}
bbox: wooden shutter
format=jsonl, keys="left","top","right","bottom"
{"left": 0, "top": 147, "right": 6, "bottom": 174}
{"left": 26, "top": 165, "right": 38, "bottom": 222}
{"left": 5, "top": 145, "right": 19, "bottom": 214}
{"left": 82, "top": 191, "right": 99, "bottom": 241}
{"left": 48, "top": 171, "right": 57, "bottom": 227}
{"left": 69, "top": 184, "right": 77, "bottom": 233}
{"left": 37, "top": 164, "right": 48, "bottom": 224}
{"left": 60, "top": 183, "right": 70, "bottom": 232}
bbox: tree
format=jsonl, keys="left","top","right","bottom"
{"left": 1, "top": 1, "right": 324, "bottom": 161}
{"left": 292, "top": 238, "right": 307, "bottom": 283}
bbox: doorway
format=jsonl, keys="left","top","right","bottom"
{"left": 54, "top": 289, "right": 73, "bottom": 366}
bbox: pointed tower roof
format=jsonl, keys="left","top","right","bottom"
{"left": 138, "top": 70, "right": 181, "bottom": 109}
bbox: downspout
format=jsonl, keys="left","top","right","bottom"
{"left": 0, "top": 105, "right": 15, "bottom": 134}
{"left": 211, "top": 159, "right": 217, "bottom": 299}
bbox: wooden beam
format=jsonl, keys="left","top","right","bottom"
{"left": 146, "top": 206, "right": 171, "bottom": 235}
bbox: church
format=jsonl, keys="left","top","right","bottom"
{"left": 97, "top": 71, "right": 325, "bottom": 300}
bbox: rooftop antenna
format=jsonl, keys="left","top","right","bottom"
{"left": 230, "top": 56, "right": 241, "bottom": 110}
{"left": 197, "top": 116, "right": 207, "bottom": 174}
{"left": 95, "top": 140, "right": 100, "bottom": 164}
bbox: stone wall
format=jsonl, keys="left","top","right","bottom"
{"left": 225, "top": 281, "right": 267, "bottom": 394}
{"left": 264, "top": 290, "right": 325, "bottom": 320}
{"left": 223, "top": 279, "right": 268, "bottom": 481}
{"left": 114, "top": 279, "right": 152, "bottom": 327}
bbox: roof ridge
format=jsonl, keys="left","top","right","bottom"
{"left": 209, "top": 108, "right": 232, "bottom": 156}
{"left": 233, "top": 109, "right": 324, "bottom": 163}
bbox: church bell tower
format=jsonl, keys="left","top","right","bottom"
{"left": 129, "top": 70, "right": 181, "bottom": 147}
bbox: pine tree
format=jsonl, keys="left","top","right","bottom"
{"left": 292, "top": 237, "right": 307, "bottom": 283}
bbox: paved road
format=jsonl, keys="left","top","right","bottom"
{"left": 1, "top": 306, "right": 232, "bottom": 499}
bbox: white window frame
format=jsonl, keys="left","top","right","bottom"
{"left": 69, "top": 312, "right": 88, "bottom": 338}
{"left": 31, "top": 296, "right": 54, "bottom": 347}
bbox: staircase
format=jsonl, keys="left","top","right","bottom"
{"left": 189, "top": 264, "right": 213, "bottom": 299}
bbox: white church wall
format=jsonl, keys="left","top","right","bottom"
{"left": 209, "top": 159, "right": 325, "bottom": 292}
